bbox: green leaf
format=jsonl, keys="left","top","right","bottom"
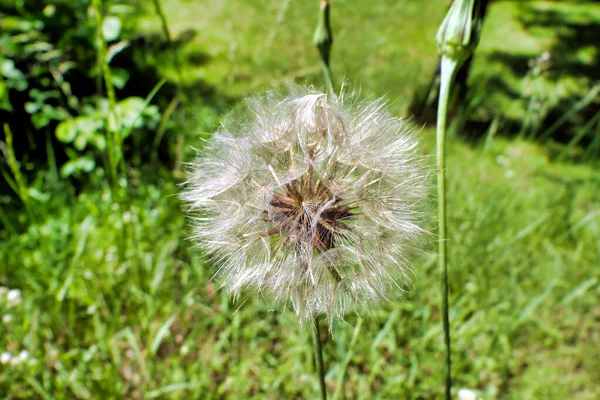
{"left": 60, "top": 157, "right": 95, "bottom": 178}
{"left": 1, "top": 59, "right": 26, "bottom": 81}
{"left": 74, "top": 134, "right": 87, "bottom": 151}
{"left": 116, "top": 79, "right": 165, "bottom": 139}
{"left": 102, "top": 16, "right": 121, "bottom": 42}
{"left": 72, "top": 117, "right": 103, "bottom": 150}
{"left": 0, "top": 16, "right": 44, "bottom": 32}
{"left": 43, "top": 5, "right": 56, "bottom": 17}
{"left": 109, "top": 4, "right": 135, "bottom": 15}
{"left": 118, "top": 97, "right": 146, "bottom": 129}
{"left": 0, "top": 81, "right": 11, "bottom": 111}
{"left": 25, "top": 102, "right": 41, "bottom": 114}
{"left": 76, "top": 117, "right": 101, "bottom": 137}
{"left": 28, "top": 187, "right": 51, "bottom": 203}
{"left": 111, "top": 68, "right": 130, "bottom": 89}
{"left": 1, "top": 59, "right": 28, "bottom": 91}
{"left": 91, "top": 134, "right": 107, "bottom": 151}
{"left": 41, "top": 105, "right": 70, "bottom": 121}
{"left": 56, "top": 120, "right": 77, "bottom": 143}
{"left": 32, "top": 113, "right": 50, "bottom": 129}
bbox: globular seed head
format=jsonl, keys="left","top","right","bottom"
{"left": 183, "top": 86, "right": 430, "bottom": 324}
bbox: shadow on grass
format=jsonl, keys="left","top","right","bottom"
{"left": 1, "top": 22, "right": 231, "bottom": 195}
{"left": 410, "top": 2, "right": 600, "bottom": 156}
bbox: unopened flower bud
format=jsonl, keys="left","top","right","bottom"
{"left": 313, "top": 0, "right": 333, "bottom": 65}
{"left": 436, "top": 0, "right": 481, "bottom": 65}
{"left": 313, "top": 0, "right": 333, "bottom": 90}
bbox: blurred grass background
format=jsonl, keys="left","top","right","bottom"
{"left": 1, "top": 0, "right": 599, "bottom": 399}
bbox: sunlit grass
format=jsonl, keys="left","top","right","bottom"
{"left": 136, "top": 0, "right": 447, "bottom": 114}
{"left": 1, "top": 133, "right": 599, "bottom": 398}
{"left": 1, "top": 0, "right": 600, "bottom": 398}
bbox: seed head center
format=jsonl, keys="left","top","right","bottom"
{"left": 267, "top": 177, "right": 354, "bottom": 252}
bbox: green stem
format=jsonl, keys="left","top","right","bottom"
{"left": 312, "top": 316, "right": 327, "bottom": 400}
{"left": 332, "top": 316, "right": 363, "bottom": 400}
{"left": 152, "top": 0, "right": 185, "bottom": 87}
{"left": 321, "top": 60, "right": 333, "bottom": 95}
{"left": 151, "top": 0, "right": 187, "bottom": 176}
{"left": 3, "top": 124, "right": 28, "bottom": 205}
{"left": 92, "top": 0, "right": 121, "bottom": 186}
{"left": 3, "top": 123, "right": 34, "bottom": 222}
{"left": 313, "top": 0, "right": 333, "bottom": 94}
{"left": 437, "top": 55, "right": 458, "bottom": 400}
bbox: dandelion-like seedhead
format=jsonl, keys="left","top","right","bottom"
{"left": 183, "top": 87, "right": 430, "bottom": 324}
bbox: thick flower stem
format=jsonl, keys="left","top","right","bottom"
{"left": 437, "top": 55, "right": 459, "bottom": 400}
{"left": 332, "top": 316, "right": 363, "bottom": 400}
{"left": 313, "top": 0, "right": 333, "bottom": 94}
{"left": 312, "top": 316, "right": 327, "bottom": 400}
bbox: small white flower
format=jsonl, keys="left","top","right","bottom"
{"left": 122, "top": 211, "right": 132, "bottom": 223}
{"left": 0, "top": 352, "right": 11, "bottom": 364}
{"left": 105, "top": 246, "right": 117, "bottom": 263}
{"left": 458, "top": 388, "right": 481, "bottom": 400}
{"left": 17, "top": 350, "right": 29, "bottom": 363}
{"left": 184, "top": 87, "right": 430, "bottom": 323}
{"left": 2, "top": 314, "right": 13, "bottom": 323}
{"left": 7, "top": 289, "right": 21, "bottom": 306}
{"left": 47, "top": 347, "right": 58, "bottom": 359}
{"left": 180, "top": 344, "right": 190, "bottom": 356}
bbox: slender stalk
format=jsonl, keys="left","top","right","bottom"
{"left": 436, "top": 0, "right": 481, "bottom": 396}
{"left": 312, "top": 316, "right": 327, "bottom": 400}
{"left": 311, "top": 2, "right": 334, "bottom": 397}
{"left": 3, "top": 124, "right": 28, "bottom": 205}
{"left": 2, "top": 123, "right": 34, "bottom": 222}
{"left": 151, "top": 95, "right": 179, "bottom": 162}
{"left": 332, "top": 316, "right": 363, "bottom": 400}
{"left": 92, "top": 0, "right": 121, "bottom": 185}
{"left": 437, "top": 55, "right": 459, "bottom": 400}
{"left": 152, "top": 0, "right": 186, "bottom": 176}
{"left": 152, "top": 0, "right": 185, "bottom": 86}
{"left": 313, "top": 0, "right": 333, "bottom": 94}
{"left": 321, "top": 58, "right": 333, "bottom": 95}
{"left": 309, "top": 2, "right": 336, "bottom": 399}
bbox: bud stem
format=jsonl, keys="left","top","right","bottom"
{"left": 312, "top": 2, "right": 334, "bottom": 398}
{"left": 313, "top": 0, "right": 334, "bottom": 93}
{"left": 437, "top": 54, "right": 459, "bottom": 400}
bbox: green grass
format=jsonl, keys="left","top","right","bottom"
{"left": 2, "top": 135, "right": 599, "bottom": 399}
{"left": 469, "top": 1, "right": 600, "bottom": 140}
{"left": 136, "top": 0, "right": 447, "bottom": 114}
{"left": 2, "top": 0, "right": 600, "bottom": 399}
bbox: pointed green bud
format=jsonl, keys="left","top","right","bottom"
{"left": 313, "top": 0, "right": 334, "bottom": 91}
{"left": 436, "top": 0, "right": 481, "bottom": 65}
{"left": 313, "top": 0, "right": 333, "bottom": 66}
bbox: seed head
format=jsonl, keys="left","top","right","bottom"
{"left": 183, "top": 87, "right": 429, "bottom": 324}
